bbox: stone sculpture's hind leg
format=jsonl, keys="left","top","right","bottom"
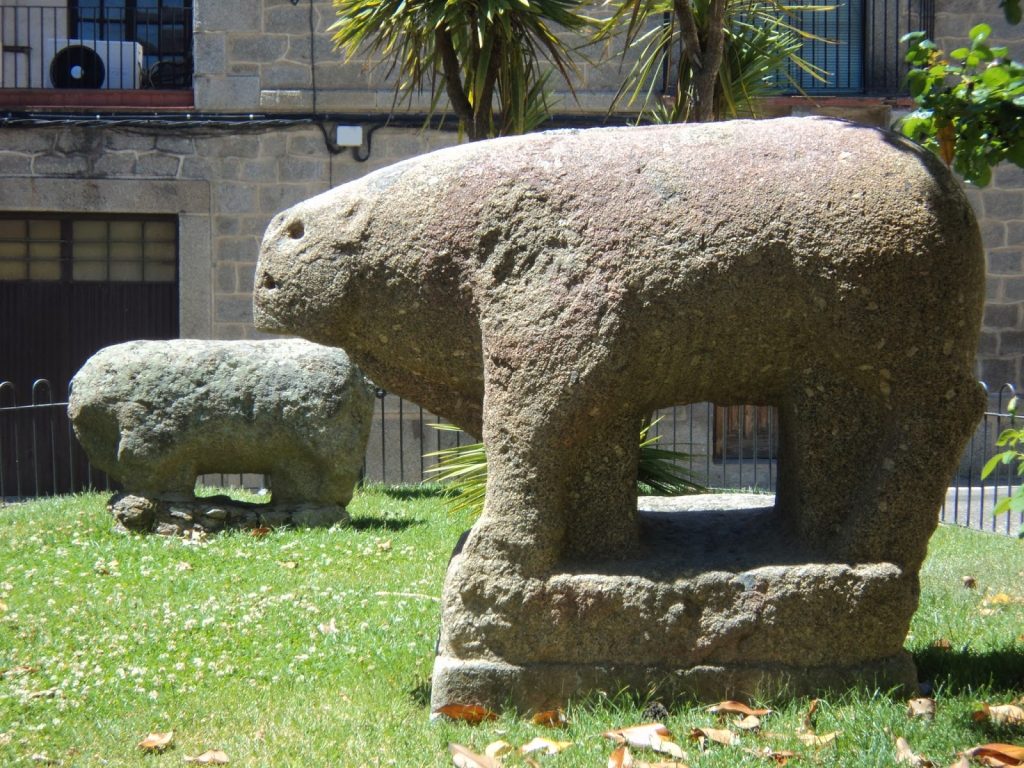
{"left": 269, "top": 461, "right": 349, "bottom": 527}
{"left": 837, "top": 374, "right": 985, "bottom": 569}
{"left": 776, "top": 372, "right": 984, "bottom": 569}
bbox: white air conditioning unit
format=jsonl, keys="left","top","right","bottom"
{"left": 43, "top": 38, "right": 144, "bottom": 90}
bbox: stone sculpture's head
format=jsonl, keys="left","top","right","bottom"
{"left": 254, "top": 184, "right": 372, "bottom": 345}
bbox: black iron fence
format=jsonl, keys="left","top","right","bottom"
{"left": 0, "top": 3, "right": 192, "bottom": 90}
{"left": 2, "top": 378, "right": 1021, "bottom": 536}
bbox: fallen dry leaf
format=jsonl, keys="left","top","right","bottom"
{"left": 649, "top": 732, "right": 686, "bottom": 760}
{"left": 796, "top": 731, "right": 839, "bottom": 748}
{"left": 27, "top": 687, "right": 60, "bottom": 700}
{"left": 744, "top": 746, "right": 798, "bottom": 764}
{"left": 604, "top": 723, "right": 687, "bottom": 759}
{"left": 175, "top": 561, "right": 193, "bottom": 572}
{"left": 907, "top": 698, "right": 937, "bottom": 720}
{"left": 963, "top": 576, "right": 978, "bottom": 589}
{"left": 973, "top": 703, "right": 1024, "bottom": 726}
{"left": 735, "top": 715, "right": 762, "bottom": 731}
{"left": 932, "top": 638, "right": 953, "bottom": 650}
{"left": 604, "top": 723, "right": 674, "bottom": 748}
{"left": 937, "top": 120, "right": 956, "bottom": 167}
{"left": 318, "top": 618, "right": 338, "bottom": 635}
{"left": 250, "top": 526, "right": 271, "bottom": 538}
{"left": 520, "top": 737, "right": 572, "bottom": 755}
{"left": 277, "top": 561, "right": 297, "bottom": 569}
{"left": 895, "top": 736, "right": 933, "bottom": 767}
{"left": 531, "top": 708, "right": 568, "bottom": 728}
{"left": 966, "top": 743, "right": 1024, "bottom": 767}
{"left": 138, "top": 731, "right": 174, "bottom": 752}
{"left": 0, "top": 600, "right": 7, "bottom": 612}
{"left": 184, "top": 750, "right": 230, "bottom": 765}
{"left": 988, "top": 593, "right": 1012, "bottom": 604}
{"left": 484, "top": 741, "right": 513, "bottom": 759}
{"left": 1, "top": 665, "right": 36, "bottom": 678}
{"left": 29, "top": 753, "right": 56, "bottom": 765}
{"left": 689, "top": 727, "right": 739, "bottom": 748}
{"left": 707, "top": 701, "right": 772, "bottom": 717}
{"left": 432, "top": 705, "right": 498, "bottom": 725}
{"left": 0, "top": 732, "right": 10, "bottom": 746}
{"left": 609, "top": 746, "right": 634, "bottom": 768}
{"left": 449, "top": 743, "right": 499, "bottom": 768}
{"left": 801, "top": 699, "right": 820, "bottom": 732}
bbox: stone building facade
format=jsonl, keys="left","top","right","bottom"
{"left": 0, "top": 0, "right": 1022, "bottom": 393}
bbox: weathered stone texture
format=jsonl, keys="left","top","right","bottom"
{"left": 255, "top": 118, "right": 986, "bottom": 708}
{"left": 69, "top": 339, "right": 375, "bottom": 532}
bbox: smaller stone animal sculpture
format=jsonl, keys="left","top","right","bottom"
{"left": 69, "top": 339, "right": 374, "bottom": 534}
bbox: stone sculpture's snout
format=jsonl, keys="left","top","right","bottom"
{"left": 254, "top": 209, "right": 305, "bottom": 334}
{"left": 255, "top": 187, "right": 371, "bottom": 340}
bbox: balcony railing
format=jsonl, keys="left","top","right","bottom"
{"left": 0, "top": 3, "right": 192, "bottom": 92}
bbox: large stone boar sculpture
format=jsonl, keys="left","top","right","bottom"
{"left": 255, "top": 117, "right": 985, "bottom": 706}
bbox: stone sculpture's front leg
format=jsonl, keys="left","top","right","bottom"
{"left": 456, "top": 353, "right": 573, "bottom": 576}
{"left": 457, "top": 338, "right": 643, "bottom": 575}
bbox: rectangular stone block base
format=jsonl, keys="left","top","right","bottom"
{"left": 432, "top": 495, "right": 923, "bottom": 712}
{"left": 430, "top": 653, "right": 919, "bottom": 712}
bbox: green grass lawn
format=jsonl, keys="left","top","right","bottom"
{"left": 0, "top": 489, "right": 1021, "bottom": 767}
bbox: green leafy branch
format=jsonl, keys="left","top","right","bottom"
{"left": 900, "top": 24, "right": 1024, "bottom": 187}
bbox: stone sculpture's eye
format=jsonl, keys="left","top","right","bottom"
{"left": 260, "top": 272, "right": 278, "bottom": 290}
{"left": 286, "top": 220, "right": 305, "bottom": 240}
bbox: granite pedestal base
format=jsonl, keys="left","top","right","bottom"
{"left": 431, "top": 494, "right": 920, "bottom": 711}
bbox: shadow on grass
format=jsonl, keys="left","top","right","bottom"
{"left": 915, "top": 644, "right": 1024, "bottom": 694}
{"left": 409, "top": 676, "right": 432, "bottom": 708}
{"left": 362, "top": 483, "right": 449, "bottom": 501}
{"left": 349, "top": 516, "right": 425, "bottom": 532}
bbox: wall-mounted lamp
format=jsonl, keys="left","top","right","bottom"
{"left": 335, "top": 125, "right": 364, "bottom": 147}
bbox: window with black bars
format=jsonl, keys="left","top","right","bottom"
{"left": 69, "top": 0, "right": 193, "bottom": 88}
{"left": 0, "top": 215, "right": 177, "bottom": 284}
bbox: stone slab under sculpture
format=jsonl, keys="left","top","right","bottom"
{"left": 254, "top": 117, "right": 986, "bottom": 708}
{"left": 69, "top": 339, "right": 374, "bottom": 534}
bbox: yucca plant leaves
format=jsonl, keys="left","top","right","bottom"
{"left": 330, "top": 0, "right": 593, "bottom": 139}
{"left": 597, "top": 0, "right": 829, "bottom": 122}
{"left": 425, "top": 419, "right": 704, "bottom": 517}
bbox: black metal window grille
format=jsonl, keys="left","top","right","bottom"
{"left": 69, "top": 0, "right": 193, "bottom": 87}
{"left": 0, "top": 214, "right": 178, "bottom": 284}
{"left": 776, "top": 0, "right": 934, "bottom": 95}
{"left": 0, "top": 3, "right": 193, "bottom": 89}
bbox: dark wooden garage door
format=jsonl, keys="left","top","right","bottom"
{"left": 0, "top": 214, "right": 179, "bottom": 495}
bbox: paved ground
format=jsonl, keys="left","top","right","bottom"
{"left": 640, "top": 489, "right": 1023, "bottom": 538}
